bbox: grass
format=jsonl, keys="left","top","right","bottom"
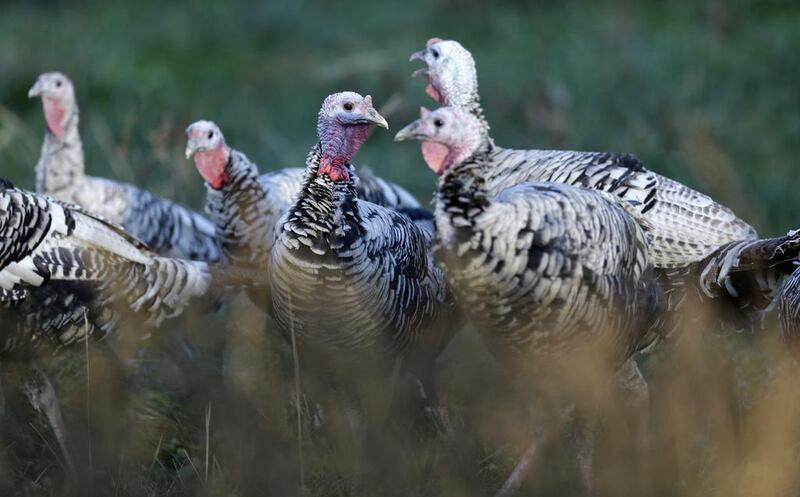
{"left": 0, "top": 0, "right": 799, "bottom": 496}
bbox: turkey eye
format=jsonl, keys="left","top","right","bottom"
{"left": 207, "top": 130, "right": 214, "bottom": 139}
{"left": 432, "top": 49, "right": 439, "bottom": 59}
{"left": 55, "top": 80, "right": 62, "bottom": 88}
{"left": 434, "top": 118, "right": 444, "bottom": 127}
{"left": 343, "top": 102, "right": 354, "bottom": 111}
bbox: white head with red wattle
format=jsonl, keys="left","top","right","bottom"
{"left": 28, "top": 72, "right": 77, "bottom": 140}
{"left": 185, "top": 120, "right": 232, "bottom": 190}
{"left": 409, "top": 38, "right": 478, "bottom": 108}
{"left": 394, "top": 106, "right": 485, "bottom": 176}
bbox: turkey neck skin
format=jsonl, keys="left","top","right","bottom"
{"left": 36, "top": 106, "right": 85, "bottom": 197}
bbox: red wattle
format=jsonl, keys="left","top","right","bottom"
{"left": 318, "top": 161, "right": 350, "bottom": 182}
{"left": 195, "top": 148, "right": 230, "bottom": 189}
{"left": 426, "top": 80, "right": 443, "bottom": 104}
{"left": 421, "top": 141, "right": 451, "bottom": 175}
{"left": 43, "top": 98, "right": 66, "bottom": 139}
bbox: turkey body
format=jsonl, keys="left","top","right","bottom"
{"left": 270, "top": 156, "right": 454, "bottom": 377}
{"left": 433, "top": 152, "right": 658, "bottom": 373}
{"left": 0, "top": 181, "right": 215, "bottom": 357}
{"left": 484, "top": 147, "right": 756, "bottom": 269}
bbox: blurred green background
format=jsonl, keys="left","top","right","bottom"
{"left": 1, "top": 0, "right": 798, "bottom": 234}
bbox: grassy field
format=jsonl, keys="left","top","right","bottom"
{"left": 1, "top": 0, "right": 799, "bottom": 496}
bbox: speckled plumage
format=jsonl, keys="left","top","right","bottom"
{"left": 0, "top": 181, "right": 215, "bottom": 356}
{"left": 0, "top": 282, "right": 114, "bottom": 357}
{"left": 30, "top": 72, "right": 220, "bottom": 262}
{"left": 420, "top": 123, "right": 657, "bottom": 368}
{"left": 411, "top": 39, "right": 757, "bottom": 269}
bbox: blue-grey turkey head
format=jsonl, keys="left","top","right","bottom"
{"left": 315, "top": 92, "right": 388, "bottom": 183}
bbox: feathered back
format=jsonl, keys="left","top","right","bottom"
{"left": 1, "top": 182, "right": 214, "bottom": 341}
{"left": 434, "top": 151, "right": 657, "bottom": 370}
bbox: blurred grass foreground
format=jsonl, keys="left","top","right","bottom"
{"left": 0, "top": 0, "right": 799, "bottom": 496}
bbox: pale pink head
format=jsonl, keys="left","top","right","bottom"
{"left": 394, "top": 106, "right": 485, "bottom": 175}
{"left": 409, "top": 38, "right": 478, "bottom": 108}
{"left": 185, "top": 120, "right": 231, "bottom": 190}
{"left": 316, "top": 91, "right": 388, "bottom": 182}
{"left": 28, "top": 72, "right": 77, "bottom": 140}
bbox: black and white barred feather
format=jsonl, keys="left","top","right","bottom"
{"left": 415, "top": 39, "right": 757, "bottom": 269}
{"left": 0, "top": 181, "right": 214, "bottom": 354}
{"left": 202, "top": 143, "right": 433, "bottom": 312}
{"left": 269, "top": 149, "right": 454, "bottom": 365}
{"left": 780, "top": 262, "right": 800, "bottom": 360}
{"left": 433, "top": 146, "right": 659, "bottom": 368}
{"left": 483, "top": 148, "right": 756, "bottom": 268}
{"left": 0, "top": 282, "right": 115, "bottom": 356}
{"left": 633, "top": 229, "right": 800, "bottom": 349}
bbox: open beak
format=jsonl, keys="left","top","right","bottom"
{"left": 409, "top": 49, "right": 426, "bottom": 62}
{"left": 28, "top": 80, "right": 43, "bottom": 98}
{"left": 393, "top": 119, "right": 424, "bottom": 142}
{"left": 364, "top": 108, "right": 389, "bottom": 129}
{"left": 412, "top": 68, "right": 429, "bottom": 78}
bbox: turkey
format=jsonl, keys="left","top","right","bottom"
{"left": 0, "top": 179, "right": 242, "bottom": 470}
{"left": 28, "top": 72, "right": 220, "bottom": 262}
{"left": 409, "top": 38, "right": 757, "bottom": 269}
{"left": 409, "top": 38, "right": 800, "bottom": 348}
{"left": 184, "top": 119, "right": 432, "bottom": 311}
{"left": 395, "top": 106, "right": 661, "bottom": 496}
{"left": 269, "top": 93, "right": 457, "bottom": 466}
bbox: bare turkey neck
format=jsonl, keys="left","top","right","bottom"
{"left": 36, "top": 108, "right": 85, "bottom": 195}
{"left": 316, "top": 123, "right": 369, "bottom": 183}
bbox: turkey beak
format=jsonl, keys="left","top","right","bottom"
{"left": 185, "top": 135, "right": 199, "bottom": 160}
{"left": 365, "top": 108, "right": 389, "bottom": 130}
{"left": 394, "top": 120, "right": 423, "bottom": 142}
{"left": 412, "top": 68, "right": 429, "bottom": 78}
{"left": 28, "top": 80, "right": 43, "bottom": 98}
{"left": 409, "top": 49, "right": 426, "bottom": 62}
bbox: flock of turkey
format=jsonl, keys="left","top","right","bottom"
{"left": 3, "top": 37, "right": 800, "bottom": 494}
